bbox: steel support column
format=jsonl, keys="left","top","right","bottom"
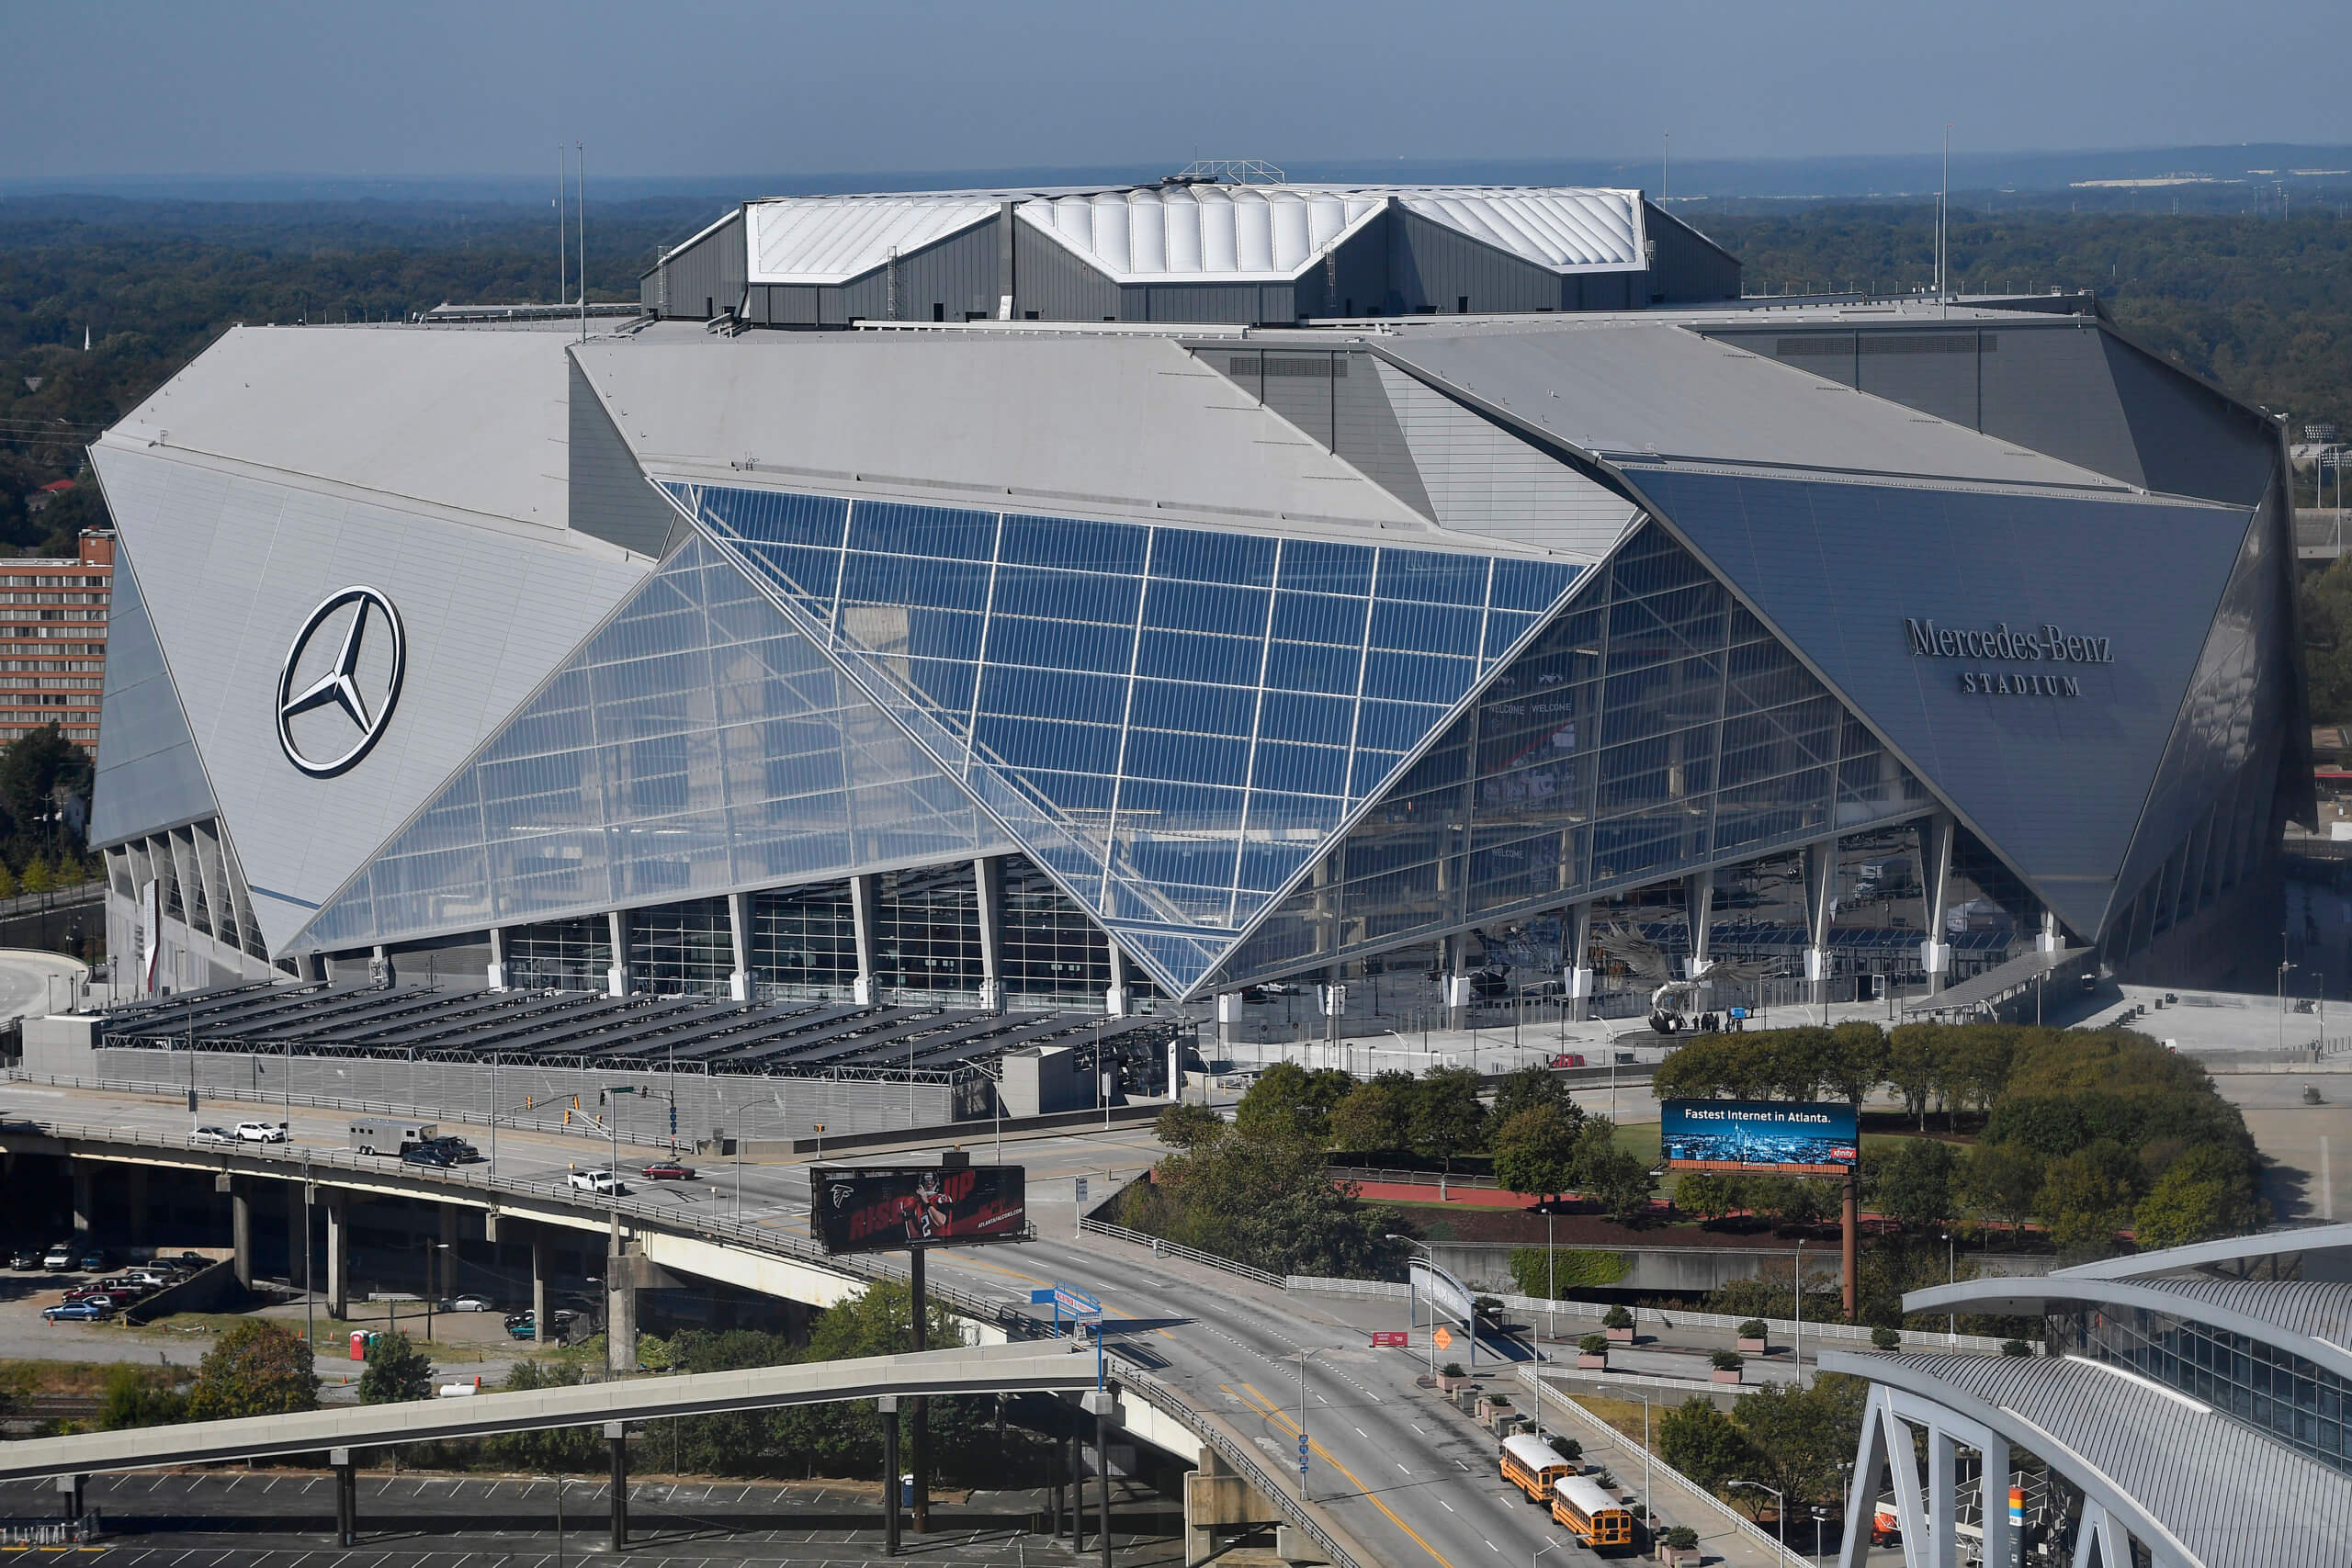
{"left": 605, "top": 909, "right": 630, "bottom": 998}
{"left": 851, "top": 873, "right": 879, "bottom": 1005}
{"left": 607, "top": 1421, "right": 628, "bottom": 1550}
{"left": 880, "top": 1394, "right": 901, "bottom": 1556}
{"left": 728, "top": 889, "right": 754, "bottom": 1002}
{"left": 975, "top": 856, "right": 1003, "bottom": 1012}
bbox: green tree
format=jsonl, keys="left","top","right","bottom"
{"left": 18, "top": 853, "right": 51, "bottom": 895}
{"left": 0, "top": 725, "right": 92, "bottom": 854}
{"left": 1651, "top": 1034, "right": 1736, "bottom": 1101}
{"left": 1820, "top": 1021, "right": 1891, "bottom": 1105}
{"left": 97, "top": 1364, "right": 187, "bottom": 1430}
{"left": 1490, "top": 1104, "right": 1586, "bottom": 1198}
{"left": 1153, "top": 1101, "right": 1227, "bottom": 1150}
{"left": 1885, "top": 1024, "right": 1946, "bottom": 1129}
{"left": 1235, "top": 1063, "right": 1353, "bottom": 1145}
{"left": 1118, "top": 1126, "right": 1408, "bottom": 1279}
{"left": 1729, "top": 1375, "right": 1868, "bottom": 1513}
{"left": 1574, "top": 1120, "right": 1656, "bottom": 1224}
{"left": 484, "top": 1360, "right": 605, "bottom": 1472}
{"left": 1961, "top": 1142, "right": 2044, "bottom": 1245}
{"left": 1762, "top": 1027, "right": 1831, "bottom": 1101}
{"left": 1408, "top": 1066, "right": 1487, "bottom": 1170}
{"left": 1490, "top": 1062, "right": 1579, "bottom": 1123}
{"left": 358, "top": 1329, "right": 435, "bottom": 1404}
{"left": 1869, "top": 1138, "right": 1958, "bottom": 1232}
{"left": 2133, "top": 1145, "right": 2260, "bottom": 1249}
{"left": 186, "top": 1320, "right": 317, "bottom": 1421}
{"left": 1657, "top": 1396, "right": 1757, "bottom": 1493}
{"left": 2035, "top": 1142, "right": 2141, "bottom": 1261}
{"left": 1328, "top": 1074, "right": 1416, "bottom": 1155}
{"left": 1674, "top": 1171, "right": 1745, "bottom": 1227}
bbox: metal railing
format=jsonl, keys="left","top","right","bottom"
{"left": 1109, "top": 1358, "right": 1366, "bottom": 1568}
{"left": 1079, "top": 1217, "right": 1287, "bottom": 1291}
{"left": 1524, "top": 1363, "right": 1790, "bottom": 1562}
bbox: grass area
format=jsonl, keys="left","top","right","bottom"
{"left": 1571, "top": 1393, "right": 1662, "bottom": 1450}
{"left": 0, "top": 1358, "right": 161, "bottom": 1402}
{"left": 119, "top": 1309, "right": 536, "bottom": 1363}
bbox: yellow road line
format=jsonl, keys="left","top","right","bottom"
{"left": 1228, "top": 1382, "right": 1459, "bottom": 1568}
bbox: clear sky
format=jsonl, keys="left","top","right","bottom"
{"left": 10, "top": 0, "right": 2349, "bottom": 181}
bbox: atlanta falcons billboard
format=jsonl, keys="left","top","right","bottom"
{"left": 810, "top": 1165, "right": 1028, "bottom": 1254}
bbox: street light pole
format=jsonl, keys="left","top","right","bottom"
{"left": 1730, "top": 1481, "right": 1787, "bottom": 1568}
{"left": 1942, "top": 1231, "right": 1956, "bottom": 1342}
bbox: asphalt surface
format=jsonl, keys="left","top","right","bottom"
{"left": 0, "top": 1082, "right": 1796, "bottom": 1568}
{"left": 0, "top": 1472, "right": 1182, "bottom": 1565}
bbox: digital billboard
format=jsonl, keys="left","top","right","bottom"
{"left": 1661, "top": 1100, "right": 1859, "bottom": 1176}
{"left": 810, "top": 1165, "right": 1027, "bottom": 1254}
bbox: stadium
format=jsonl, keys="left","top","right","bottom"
{"left": 64, "top": 175, "right": 2307, "bottom": 1128}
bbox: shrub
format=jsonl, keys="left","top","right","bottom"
{"left": 2002, "top": 1338, "right": 2035, "bottom": 1357}
{"left": 1509, "top": 1246, "right": 1631, "bottom": 1297}
{"left": 1871, "top": 1326, "right": 1902, "bottom": 1350}
{"left": 1710, "top": 1349, "right": 1744, "bottom": 1372}
{"left": 1555, "top": 1438, "right": 1582, "bottom": 1461}
{"left": 1604, "top": 1304, "right": 1634, "bottom": 1330}
{"left": 1665, "top": 1526, "right": 1701, "bottom": 1551}
{"left": 1737, "top": 1319, "right": 1769, "bottom": 1339}
{"left": 1441, "top": 1362, "right": 1465, "bottom": 1379}
{"left": 1578, "top": 1334, "right": 1609, "bottom": 1356}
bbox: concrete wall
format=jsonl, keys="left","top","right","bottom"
{"left": 999, "top": 1044, "right": 1081, "bottom": 1118}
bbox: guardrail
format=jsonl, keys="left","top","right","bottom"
{"left": 1523, "top": 1363, "right": 1791, "bottom": 1563}
{"left": 1079, "top": 1218, "right": 1286, "bottom": 1291}
{"left": 8, "top": 1069, "right": 675, "bottom": 1148}
{"left": 1109, "top": 1358, "right": 1366, "bottom": 1568}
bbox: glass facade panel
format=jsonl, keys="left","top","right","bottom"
{"left": 505, "top": 916, "right": 612, "bottom": 991}
{"left": 873, "top": 863, "right": 982, "bottom": 991}
{"left": 750, "top": 881, "right": 858, "bottom": 991}
{"left": 676, "top": 480, "right": 1582, "bottom": 993}
{"left": 1209, "top": 521, "right": 1932, "bottom": 988}
{"left": 2058, "top": 1303, "right": 2352, "bottom": 1475}
{"left": 629, "top": 896, "right": 732, "bottom": 996}
{"left": 299, "top": 534, "right": 1011, "bottom": 952}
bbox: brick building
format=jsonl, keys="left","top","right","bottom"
{"left": 0, "top": 529, "right": 112, "bottom": 748}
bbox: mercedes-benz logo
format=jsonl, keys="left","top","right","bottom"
{"left": 276, "top": 586, "right": 405, "bottom": 778}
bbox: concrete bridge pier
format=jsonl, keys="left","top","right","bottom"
{"left": 286, "top": 1182, "right": 308, "bottom": 1290}
{"left": 531, "top": 1233, "right": 550, "bottom": 1345}
{"left": 330, "top": 1448, "right": 356, "bottom": 1546}
{"left": 231, "top": 1181, "right": 253, "bottom": 1289}
{"left": 126, "top": 1167, "right": 148, "bottom": 1245}
{"left": 1182, "top": 1449, "right": 1279, "bottom": 1566}
{"left": 53, "top": 1473, "right": 82, "bottom": 1523}
{"left": 879, "top": 1394, "right": 901, "bottom": 1556}
{"left": 1086, "top": 1390, "right": 1116, "bottom": 1568}
{"left": 69, "top": 1162, "right": 93, "bottom": 1236}
{"left": 323, "top": 1190, "right": 349, "bottom": 1320}
{"left": 606, "top": 1421, "right": 628, "bottom": 1550}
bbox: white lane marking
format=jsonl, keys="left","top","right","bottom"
{"left": 1396, "top": 1462, "right": 1412, "bottom": 1474}
{"left": 1411, "top": 1422, "right": 1428, "bottom": 1435}
{"left": 1484, "top": 1540, "right": 1499, "bottom": 1552}
{"left": 1354, "top": 1426, "right": 1367, "bottom": 1437}
{"left": 1440, "top": 1500, "right": 1455, "bottom": 1513}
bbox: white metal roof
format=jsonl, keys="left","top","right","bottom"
{"left": 1019, "top": 186, "right": 1388, "bottom": 283}
{"left": 1390, "top": 187, "right": 1645, "bottom": 273}
{"left": 730, "top": 185, "right": 1654, "bottom": 288}
{"left": 746, "top": 195, "right": 1001, "bottom": 285}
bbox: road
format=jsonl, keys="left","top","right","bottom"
{"left": 0, "top": 1080, "right": 1791, "bottom": 1568}
{"left": 0, "top": 948, "right": 85, "bottom": 1025}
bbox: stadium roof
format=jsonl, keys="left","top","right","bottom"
{"left": 1823, "top": 1350, "right": 2352, "bottom": 1568}
{"left": 728, "top": 184, "right": 1653, "bottom": 288}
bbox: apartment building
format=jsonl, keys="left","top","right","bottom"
{"left": 0, "top": 529, "right": 112, "bottom": 748}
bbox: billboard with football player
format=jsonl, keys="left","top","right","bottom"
{"left": 810, "top": 1165, "right": 1027, "bottom": 1254}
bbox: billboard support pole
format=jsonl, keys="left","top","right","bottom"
{"left": 1841, "top": 1166, "right": 1860, "bottom": 1321}
{"left": 879, "top": 1395, "right": 900, "bottom": 1556}
{"left": 910, "top": 1247, "right": 930, "bottom": 1533}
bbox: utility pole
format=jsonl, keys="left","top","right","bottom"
{"left": 576, "top": 142, "right": 587, "bottom": 343}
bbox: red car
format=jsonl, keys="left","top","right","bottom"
{"left": 639, "top": 1161, "right": 697, "bottom": 1181}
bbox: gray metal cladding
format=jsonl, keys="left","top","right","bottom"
{"left": 652, "top": 209, "right": 745, "bottom": 320}
{"left": 833, "top": 218, "right": 1003, "bottom": 323}
{"left": 2098, "top": 331, "right": 2280, "bottom": 507}
{"left": 1640, "top": 204, "right": 1741, "bottom": 302}
{"left": 1332, "top": 354, "right": 1435, "bottom": 519}
{"left": 88, "top": 539, "right": 217, "bottom": 849}
{"left": 2106, "top": 502, "right": 2288, "bottom": 914}
{"left": 1260, "top": 349, "right": 1341, "bottom": 447}
{"left": 1388, "top": 209, "right": 1565, "bottom": 314}
{"left": 567, "top": 356, "right": 677, "bottom": 558}
{"left": 1978, "top": 323, "right": 2148, "bottom": 488}
{"left": 1137, "top": 283, "right": 1290, "bottom": 324}
{"left": 1624, "top": 466, "right": 2254, "bottom": 940}
{"left": 1856, "top": 330, "right": 1983, "bottom": 428}
{"left": 1011, "top": 220, "right": 1120, "bottom": 321}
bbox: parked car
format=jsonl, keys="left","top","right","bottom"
{"left": 60, "top": 1286, "right": 113, "bottom": 1303}
{"left": 40, "top": 1243, "right": 75, "bottom": 1269}
{"left": 401, "top": 1144, "right": 458, "bottom": 1168}
{"left": 191, "top": 1126, "right": 239, "bottom": 1147}
{"left": 8, "top": 1249, "right": 40, "bottom": 1271}
{"left": 503, "top": 1308, "right": 577, "bottom": 1340}
{"left": 447, "top": 1293, "right": 497, "bottom": 1313}
{"left": 125, "top": 1270, "right": 172, "bottom": 1291}
{"left": 639, "top": 1161, "right": 696, "bottom": 1181}
{"left": 77, "top": 1249, "right": 107, "bottom": 1272}
{"left": 567, "top": 1168, "right": 623, "bottom": 1195}
{"left": 97, "top": 1276, "right": 153, "bottom": 1295}
{"left": 43, "top": 1301, "right": 110, "bottom": 1323}
{"left": 234, "top": 1122, "right": 288, "bottom": 1144}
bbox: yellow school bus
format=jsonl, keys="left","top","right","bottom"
{"left": 1551, "top": 1473, "right": 1635, "bottom": 1550}
{"left": 1499, "top": 1433, "right": 1576, "bottom": 1503}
